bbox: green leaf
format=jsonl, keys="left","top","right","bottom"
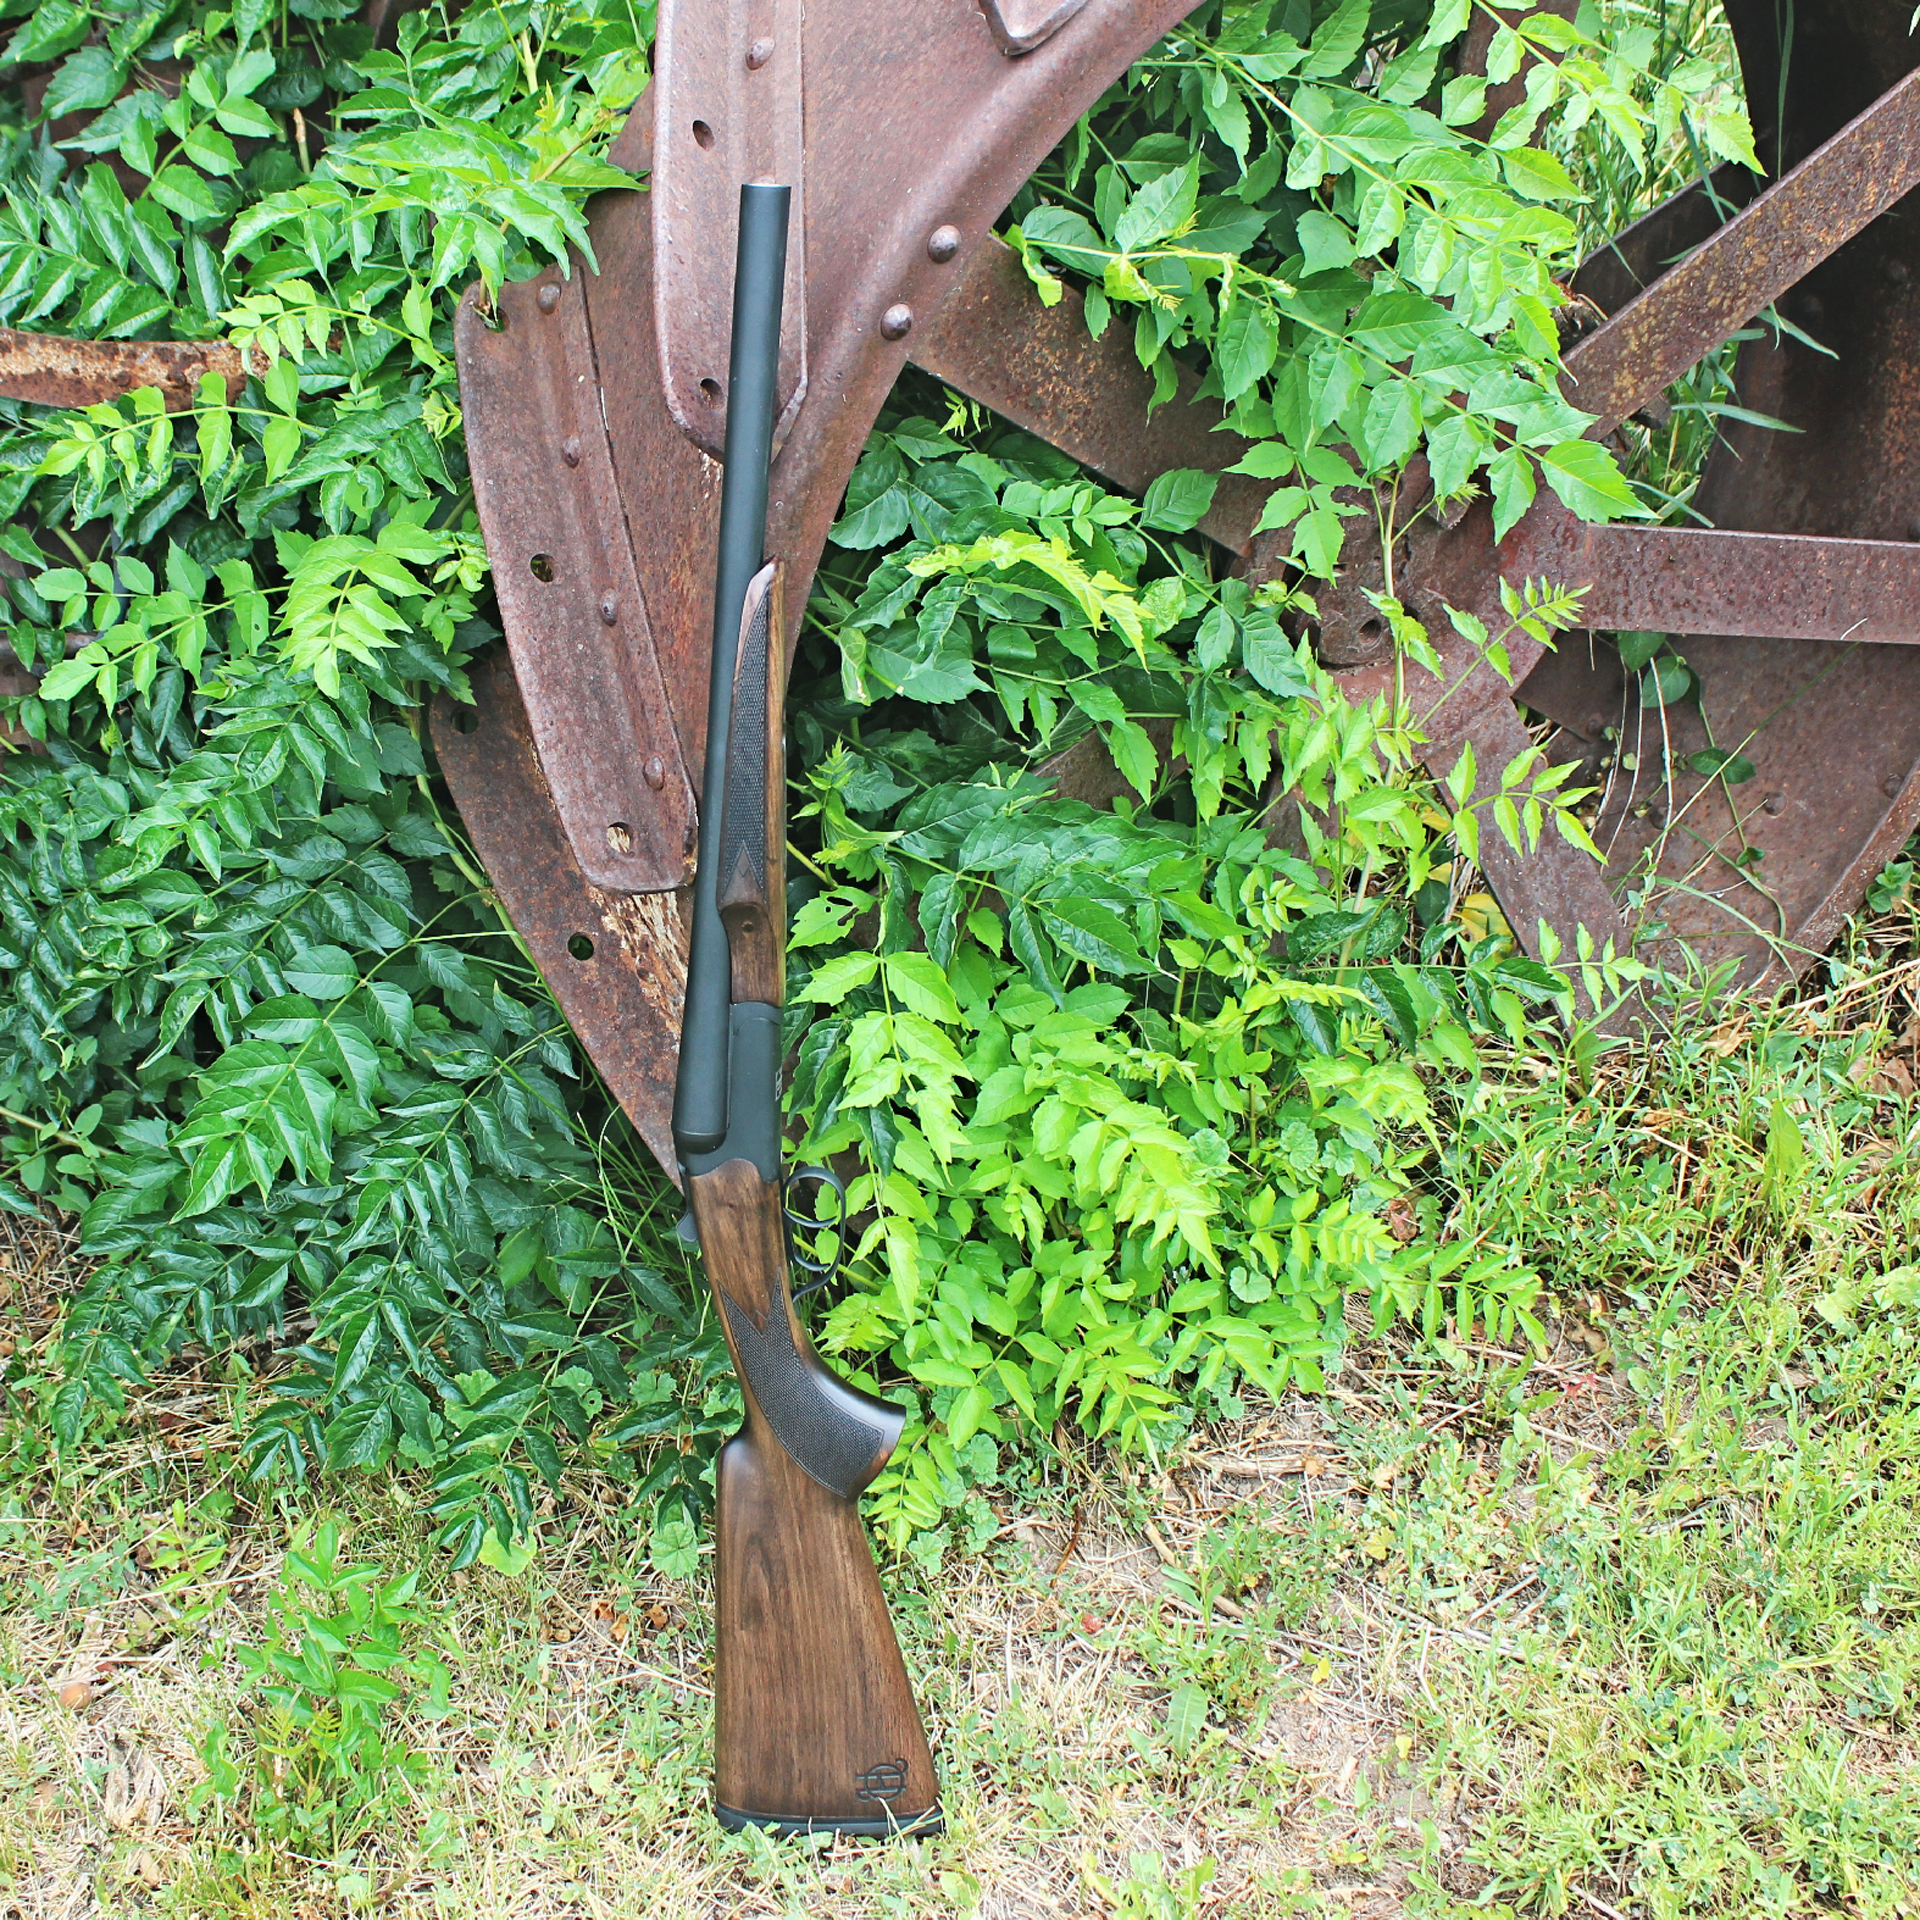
{"left": 1640, "top": 657, "right": 1693, "bottom": 707}
{"left": 1112, "top": 157, "right": 1200, "bottom": 251}
{"left": 149, "top": 165, "right": 230, "bottom": 225}
{"left": 7, "top": 1, "right": 90, "bottom": 64}
{"left": 1295, "top": 210, "right": 1356, "bottom": 277}
{"left": 948, "top": 1381, "right": 991, "bottom": 1448}
{"left": 1502, "top": 146, "right": 1580, "bottom": 203}
{"left": 1038, "top": 895, "right": 1144, "bottom": 974}
{"left": 283, "top": 945, "right": 358, "bottom": 1000}
{"left": 1140, "top": 468, "right": 1219, "bottom": 534}
{"left": 1689, "top": 747, "right": 1756, "bottom": 785}
{"left": 1539, "top": 440, "right": 1641, "bottom": 523}
{"left": 1215, "top": 296, "right": 1278, "bottom": 400}
{"left": 650, "top": 1511, "right": 700, "bottom": 1579}
{"left": 1165, "top": 1682, "right": 1209, "bottom": 1754}
{"left": 1195, "top": 603, "right": 1238, "bottom": 671}
{"left": 803, "top": 951, "right": 880, "bottom": 1005}
{"left": 1488, "top": 446, "right": 1537, "bottom": 539}
{"left": 476, "top": 1526, "right": 536, "bottom": 1578}
{"left": 1240, "top": 606, "right": 1311, "bottom": 697}
{"left": 884, "top": 951, "right": 962, "bottom": 1025}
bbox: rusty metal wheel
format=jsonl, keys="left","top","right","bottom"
{"left": 431, "top": 0, "right": 1920, "bottom": 1172}
{"left": 10, "top": 0, "right": 1920, "bottom": 1172}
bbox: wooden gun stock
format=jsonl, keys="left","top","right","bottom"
{"left": 689, "top": 1159, "right": 940, "bottom": 1833}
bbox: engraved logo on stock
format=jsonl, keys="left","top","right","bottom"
{"left": 854, "top": 1758, "right": 908, "bottom": 1803}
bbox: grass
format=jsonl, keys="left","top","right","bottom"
{"left": 6, "top": 908, "right": 1920, "bottom": 1917}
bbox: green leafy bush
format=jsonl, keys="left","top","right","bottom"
{"left": 0, "top": 0, "right": 1715, "bottom": 1558}
{"left": 783, "top": 408, "right": 1623, "bottom": 1546}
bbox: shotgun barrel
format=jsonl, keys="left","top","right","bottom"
{"left": 672, "top": 181, "right": 791, "bottom": 1160}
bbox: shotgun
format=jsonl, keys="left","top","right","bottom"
{"left": 670, "top": 182, "right": 943, "bottom": 1839}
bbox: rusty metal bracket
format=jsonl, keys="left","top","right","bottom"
{"left": 650, "top": 0, "right": 808, "bottom": 460}
{"left": 456, "top": 267, "right": 697, "bottom": 893}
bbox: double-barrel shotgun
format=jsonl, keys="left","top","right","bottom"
{"left": 669, "top": 182, "right": 942, "bottom": 1839}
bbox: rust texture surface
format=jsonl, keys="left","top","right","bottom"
{"left": 0, "top": 330, "right": 243, "bottom": 411}
{"left": 1497, "top": 510, "right": 1920, "bottom": 647}
{"left": 650, "top": 0, "right": 808, "bottom": 461}
{"left": 456, "top": 267, "right": 695, "bottom": 893}
{"left": 429, "top": 651, "right": 688, "bottom": 1181}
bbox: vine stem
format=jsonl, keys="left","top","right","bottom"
{"left": 412, "top": 766, "right": 539, "bottom": 973}
{"left": 0, "top": 1104, "right": 84, "bottom": 1151}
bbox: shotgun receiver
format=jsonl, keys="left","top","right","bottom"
{"left": 671, "top": 183, "right": 942, "bottom": 1839}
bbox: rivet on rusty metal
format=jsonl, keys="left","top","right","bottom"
{"left": 599, "top": 595, "right": 618, "bottom": 626}
{"left": 562, "top": 436, "right": 582, "bottom": 467}
{"left": 746, "top": 36, "right": 773, "bottom": 68}
{"left": 538, "top": 284, "right": 562, "bottom": 313}
{"left": 880, "top": 304, "right": 913, "bottom": 340}
{"left": 927, "top": 225, "right": 961, "bottom": 263}
{"left": 644, "top": 755, "right": 668, "bottom": 791}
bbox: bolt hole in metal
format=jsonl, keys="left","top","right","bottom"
{"left": 568, "top": 933, "right": 595, "bottom": 961}
{"left": 529, "top": 552, "right": 555, "bottom": 581}
{"left": 699, "top": 377, "right": 721, "bottom": 405}
{"left": 606, "top": 821, "right": 634, "bottom": 856}
{"left": 451, "top": 706, "right": 479, "bottom": 736}
{"left": 692, "top": 119, "right": 714, "bottom": 149}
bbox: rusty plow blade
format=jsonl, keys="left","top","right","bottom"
{"left": 444, "top": 0, "right": 1920, "bottom": 1180}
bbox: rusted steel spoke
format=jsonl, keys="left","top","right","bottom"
{"left": 1562, "top": 63, "right": 1920, "bottom": 438}
{"left": 0, "top": 330, "right": 243, "bottom": 412}
{"left": 1501, "top": 509, "right": 1920, "bottom": 646}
